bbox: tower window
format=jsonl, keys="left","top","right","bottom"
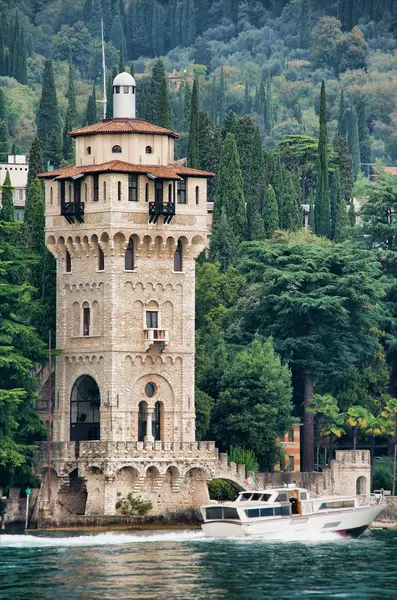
{"left": 83, "top": 305, "right": 90, "bottom": 336}
{"left": 125, "top": 237, "right": 135, "bottom": 271}
{"left": 103, "top": 181, "right": 106, "bottom": 202}
{"left": 124, "top": 86, "right": 129, "bottom": 94}
{"left": 87, "top": 146, "right": 91, "bottom": 155}
{"left": 65, "top": 250, "right": 72, "bottom": 273}
{"left": 112, "top": 145, "right": 122, "bottom": 153}
{"left": 174, "top": 239, "right": 183, "bottom": 272}
{"left": 128, "top": 174, "right": 138, "bottom": 201}
{"left": 93, "top": 174, "right": 99, "bottom": 201}
{"left": 98, "top": 247, "right": 104, "bottom": 271}
{"left": 195, "top": 185, "right": 199, "bottom": 205}
{"left": 145, "top": 146, "right": 152, "bottom": 154}
{"left": 118, "top": 181, "right": 121, "bottom": 201}
{"left": 145, "top": 382, "right": 156, "bottom": 398}
{"left": 115, "top": 86, "right": 120, "bottom": 94}
{"left": 168, "top": 183, "right": 172, "bottom": 203}
{"left": 146, "top": 311, "right": 158, "bottom": 329}
{"left": 50, "top": 187, "right": 53, "bottom": 206}
{"left": 177, "top": 180, "right": 186, "bottom": 204}
{"left": 145, "top": 182, "right": 149, "bottom": 203}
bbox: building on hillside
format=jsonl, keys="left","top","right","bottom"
{"left": 0, "top": 154, "right": 29, "bottom": 220}
{"left": 275, "top": 424, "right": 301, "bottom": 473}
{"left": 36, "top": 71, "right": 227, "bottom": 521}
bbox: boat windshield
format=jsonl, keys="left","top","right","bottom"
{"left": 206, "top": 506, "right": 240, "bottom": 520}
{"left": 239, "top": 493, "right": 272, "bottom": 502}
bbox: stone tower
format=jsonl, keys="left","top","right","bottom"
{"left": 38, "top": 73, "right": 222, "bottom": 519}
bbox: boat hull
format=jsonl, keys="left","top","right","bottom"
{"left": 201, "top": 505, "right": 384, "bottom": 539}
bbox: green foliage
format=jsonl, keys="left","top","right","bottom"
{"left": 372, "top": 457, "right": 394, "bottom": 491}
{"left": 263, "top": 184, "right": 279, "bottom": 237}
{"left": 195, "top": 388, "right": 213, "bottom": 441}
{"left": 228, "top": 446, "right": 259, "bottom": 473}
{"left": 279, "top": 170, "right": 301, "bottom": 231}
{"left": 0, "top": 171, "right": 14, "bottom": 221}
{"left": 36, "top": 59, "right": 61, "bottom": 169}
{"left": 62, "top": 56, "right": 76, "bottom": 163}
{"left": 314, "top": 82, "right": 331, "bottom": 238}
{"left": 331, "top": 168, "right": 349, "bottom": 242}
{"left": 209, "top": 207, "right": 238, "bottom": 271}
{"left": 116, "top": 494, "right": 153, "bottom": 516}
{"left": 0, "top": 89, "right": 8, "bottom": 162}
{"left": 187, "top": 78, "right": 199, "bottom": 168}
{"left": 27, "top": 138, "right": 44, "bottom": 192}
{"left": 150, "top": 59, "right": 171, "bottom": 129}
{"left": 347, "top": 107, "right": 361, "bottom": 179}
{"left": 85, "top": 84, "right": 97, "bottom": 126}
{"left": 207, "top": 479, "right": 239, "bottom": 501}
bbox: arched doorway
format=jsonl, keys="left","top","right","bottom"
{"left": 138, "top": 401, "right": 148, "bottom": 441}
{"left": 70, "top": 375, "right": 100, "bottom": 441}
{"left": 356, "top": 476, "right": 367, "bottom": 496}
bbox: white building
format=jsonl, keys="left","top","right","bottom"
{"left": 0, "top": 154, "right": 29, "bottom": 220}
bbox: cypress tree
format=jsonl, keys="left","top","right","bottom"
{"left": 48, "top": 129, "right": 63, "bottom": 169}
{"left": 15, "top": 26, "right": 27, "bottom": 85}
{"left": 348, "top": 198, "right": 356, "bottom": 227}
{"left": 314, "top": 82, "right": 331, "bottom": 238}
{"left": 264, "top": 77, "right": 273, "bottom": 132}
{"left": 280, "top": 170, "right": 302, "bottom": 231}
{"left": 218, "top": 66, "right": 226, "bottom": 127}
{"left": 101, "top": 0, "right": 113, "bottom": 41}
{"left": 334, "top": 134, "right": 354, "bottom": 205}
{"left": 347, "top": 107, "right": 361, "bottom": 178}
{"left": 130, "top": 62, "right": 135, "bottom": 77}
{"left": 62, "top": 56, "right": 76, "bottom": 163}
{"left": 85, "top": 85, "right": 97, "bottom": 126}
{"left": 198, "top": 109, "right": 221, "bottom": 202}
{"left": 300, "top": 0, "right": 312, "bottom": 49}
{"left": 187, "top": 78, "right": 199, "bottom": 168}
{"left": 210, "top": 75, "right": 217, "bottom": 124}
{"left": 27, "top": 137, "right": 44, "bottom": 192}
{"left": 254, "top": 79, "right": 265, "bottom": 115}
{"left": 183, "top": 82, "right": 192, "bottom": 131}
{"left": 271, "top": 152, "right": 284, "bottom": 215}
{"left": 1, "top": 171, "right": 14, "bottom": 221}
{"left": 118, "top": 45, "right": 125, "bottom": 73}
{"left": 0, "top": 89, "right": 8, "bottom": 161}
{"left": 213, "top": 133, "right": 246, "bottom": 240}
{"left": 263, "top": 184, "right": 279, "bottom": 237}
{"left": 150, "top": 59, "right": 171, "bottom": 129}
{"left": 23, "top": 178, "right": 45, "bottom": 257}
{"left": 37, "top": 60, "right": 61, "bottom": 169}
{"left": 158, "top": 76, "right": 172, "bottom": 129}
{"left": 209, "top": 206, "right": 238, "bottom": 271}
{"left": 331, "top": 168, "right": 349, "bottom": 242}
{"left": 337, "top": 89, "right": 347, "bottom": 137}
{"left": 243, "top": 81, "right": 250, "bottom": 114}
{"left": 222, "top": 110, "right": 237, "bottom": 138}
{"left": 186, "top": 0, "right": 197, "bottom": 47}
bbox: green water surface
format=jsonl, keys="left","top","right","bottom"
{"left": 0, "top": 529, "right": 396, "bottom": 599}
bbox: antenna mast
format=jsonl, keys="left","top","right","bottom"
{"left": 101, "top": 19, "right": 107, "bottom": 119}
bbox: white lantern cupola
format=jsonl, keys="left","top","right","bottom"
{"left": 113, "top": 71, "right": 136, "bottom": 119}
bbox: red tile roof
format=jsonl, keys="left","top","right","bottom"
{"left": 70, "top": 118, "right": 179, "bottom": 139}
{"left": 39, "top": 160, "right": 214, "bottom": 180}
{"left": 384, "top": 167, "right": 397, "bottom": 176}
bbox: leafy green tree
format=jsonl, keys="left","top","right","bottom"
{"left": 0, "top": 221, "right": 47, "bottom": 489}
{"left": 212, "top": 337, "right": 293, "bottom": 469}
{"left": 360, "top": 176, "right": 397, "bottom": 251}
{"left": 340, "top": 25, "right": 368, "bottom": 72}
{"left": 36, "top": 60, "right": 61, "bottom": 169}
{"left": 194, "top": 37, "right": 212, "bottom": 71}
{"left": 1, "top": 171, "right": 14, "bottom": 221}
{"left": 228, "top": 446, "right": 259, "bottom": 473}
{"left": 187, "top": 78, "right": 199, "bottom": 168}
{"left": 312, "top": 16, "right": 344, "bottom": 72}
{"left": 315, "top": 82, "right": 331, "bottom": 238}
{"left": 263, "top": 184, "right": 279, "bottom": 237}
{"left": 300, "top": 0, "right": 312, "bottom": 49}
{"left": 212, "top": 133, "right": 246, "bottom": 240}
{"left": 195, "top": 388, "right": 213, "bottom": 440}
{"left": 239, "top": 232, "right": 387, "bottom": 471}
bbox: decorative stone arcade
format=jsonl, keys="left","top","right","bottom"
{"left": 37, "top": 72, "right": 228, "bottom": 519}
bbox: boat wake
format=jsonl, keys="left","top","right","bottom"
{"left": 0, "top": 530, "right": 204, "bottom": 548}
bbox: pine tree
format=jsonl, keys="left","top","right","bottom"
{"left": 62, "top": 56, "right": 76, "bottom": 163}
{"left": 1, "top": 171, "right": 14, "bottom": 221}
{"left": 314, "top": 82, "right": 331, "bottom": 238}
{"left": 209, "top": 206, "right": 238, "bottom": 271}
{"left": 85, "top": 85, "right": 97, "bottom": 126}
{"left": 300, "top": 0, "right": 312, "bottom": 49}
{"left": 347, "top": 107, "right": 361, "bottom": 178}
{"left": 218, "top": 66, "right": 226, "bottom": 127}
{"left": 0, "top": 89, "right": 8, "bottom": 162}
{"left": 337, "top": 89, "right": 347, "bottom": 137}
{"left": 36, "top": 60, "right": 61, "bottom": 169}
{"left": 27, "top": 137, "right": 44, "bottom": 192}
{"left": 213, "top": 133, "right": 246, "bottom": 240}
{"left": 331, "top": 168, "right": 349, "bottom": 242}
{"left": 187, "top": 78, "right": 199, "bottom": 168}
{"left": 263, "top": 184, "right": 279, "bottom": 237}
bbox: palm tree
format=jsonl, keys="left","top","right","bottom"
{"left": 308, "top": 394, "right": 344, "bottom": 468}
{"left": 346, "top": 405, "right": 370, "bottom": 450}
{"left": 363, "top": 412, "right": 388, "bottom": 470}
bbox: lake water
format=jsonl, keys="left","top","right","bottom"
{"left": 1, "top": 529, "right": 396, "bottom": 599}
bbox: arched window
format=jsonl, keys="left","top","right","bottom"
{"left": 98, "top": 247, "right": 104, "bottom": 271}
{"left": 138, "top": 401, "right": 148, "bottom": 441}
{"left": 174, "top": 239, "right": 183, "bottom": 272}
{"left": 112, "top": 145, "right": 122, "bottom": 153}
{"left": 145, "top": 182, "right": 149, "bottom": 203}
{"left": 125, "top": 237, "right": 135, "bottom": 271}
{"left": 195, "top": 185, "right": 199, "bottom": 205}
{"left": 86, "top": 146, "right": 92, "bottom": 155}
{"left": 118, "top": 181, "right": 121, "bottom": 201}
{"left": 145, "top": 146, "right": 152, "bottom": 154}
{"left": 83, "top": 303, "right": 90, "bottom": 336}
{"left": 70, "top": 375, "right": 100, "bottom": 441}
{"left": 65, "top": 250, "right": 72, "bottom": 273}
{"left": 152, "top": 401, "right": 162, "bottom": 441}
{"left": 103, "top": 181, "right": 106, "bottom": 202}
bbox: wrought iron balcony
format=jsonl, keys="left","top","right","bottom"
{"left": 149, "top": 201, "right": 175, "bottom": 224}
{"left": 144, "top": 328, "right": 169, "bottom": 351}
{"left": 61, "top": 201, "right": 85, "bottom": 224}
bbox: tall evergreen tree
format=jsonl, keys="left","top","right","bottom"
{"left": 1, "top": 171, "right": 14, "bottom": 221}
{"left": 150, "top": 59, "right": 171, "bottom": 129}
{"left": 334, "top": 134, "right": 354, "bottom": 205}
{"left": 198, "top": 109, "right": 221, "bottom": 202}
{"left": 337, "top": 89, "right": 347, "bottom": 137}
{"left": 187, "top": 78, "right": 199, "bottom": 168}
{"left": 210, "top": 75, "right": 217, "bottom": 124}
{"left": 118, "top": 45, "right": 125, "bottom": 73}
{"left": 27, "top": 137, "right": 44, "bottom": 192}
{"left": 24, "top": 178, "right": 45, "bottom": 258}
{"left": 213, "top": 133, "right": 246, "bottom": 240}
{"left": 36, "top": 60, "right": 61, "bottom": 169}
{"left": 280, "top": 170, "right": 302, "bottom": 231}
{"left": 314, "top": 82, "right": 331, "bottom": 238}
{"left": 300, "top": 0, "right": 312, "bottom": 49}
{"left": 218, "top": 66, "right": 226, "bottom": 127}
{"left": 347, "top": 107, "right": 361, "bottom": 178}
{"left": 85, "top": 84, "right": 97, "bottom": 126}
{"left": 243, "top": 81, "right": 250, "bottom": 114}
{"left": 264, "top": 77, "right": 273, "bottom": 133}
{"left": 62, "top": 56, "right": 76, "bottom": 163}
{"left": 0, "top": 89, "right": 8, "bottom": 162}
{"left": 263, "top": 184, "right": 279, "bottom": 237}
{"left": 183, "top": 82, "right": 192, "bottom": 131}
{"left": 209, "top": 207, "right": 238, "bottom": 271}
{"left": 331, "top": 168, "right": 349, "bottom": 242}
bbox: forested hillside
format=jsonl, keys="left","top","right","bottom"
{"left": 2, "top": 0, "right": 397, "bottom": 489}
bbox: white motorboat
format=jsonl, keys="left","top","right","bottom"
{"left": 200, "top": 486, "right": 386, "bottom": 538}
